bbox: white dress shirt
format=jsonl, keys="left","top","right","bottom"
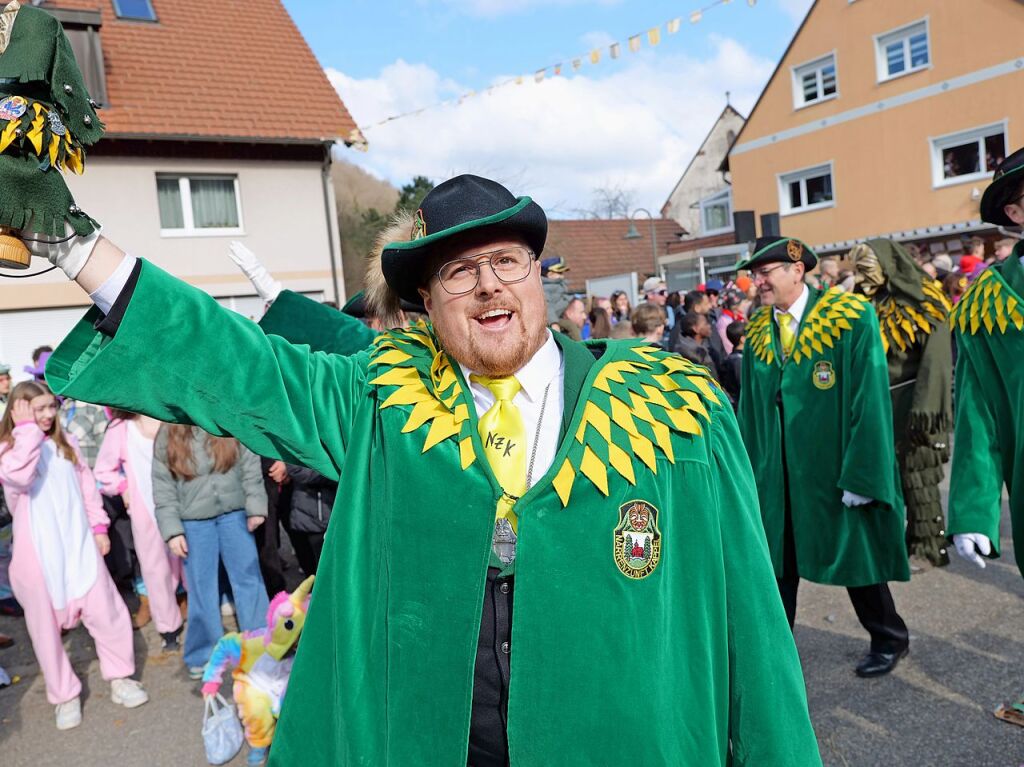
{"left": 772, "top": 283, "right": 810, "bottom": 343}
{"left": 459, "top": 331, "right": 564, "bottom": 490}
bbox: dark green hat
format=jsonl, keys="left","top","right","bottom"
{"left": 380, "top": 174, "right": 547, "bottom": 304}
{"left": 341, "top": 290, "right": 423, "bottom": 318}
{"left": 980, "top": 146, "right": 1024, "bottom": 227}
{"left": 736, "top": 236, "right": 818, "bottom": 271}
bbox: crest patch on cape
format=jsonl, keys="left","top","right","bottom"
{"left": 787, "top": 240, "right": 803, "bottom": 262}
{"left": 411, "top": 208, "right": 427, "bottom": 240}
{"left": 613, "top": 499, "right": 662, "bottom": 579}
{"left": 812, "top": 360, "right": 835, "bottom": 390}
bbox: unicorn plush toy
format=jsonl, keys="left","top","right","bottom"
{"left": 201, "top": 576, "right": 314, "bottom": 766}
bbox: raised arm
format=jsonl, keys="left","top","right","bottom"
{"left": 46, "top": 239, "right": 367, "bottom": 481}
{"left": 0, "top": 423, "right": 46, "bottom": 493}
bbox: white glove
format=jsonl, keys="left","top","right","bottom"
{"left": 228, "top": 241, "right": 281, "bottom": 303}
{"left": 841, "top": 490, "right": 873, "bottom": 507}
{"left": 22, "top": 224, "right": 101, "bottom": 280}
{"left": 953, "top": 533, "right": 992, "bottom": 569}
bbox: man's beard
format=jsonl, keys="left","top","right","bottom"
{"left": 433, "top": 304, "right": 546, "bottom": 377}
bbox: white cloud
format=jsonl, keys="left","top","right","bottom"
{"left": 438, "top": 0, "right": 621, "bottom": 18}
{"left": 774, "top": 0, "right": 814, "bottom": 24}
{"left": 328, "top": 36, "right": 774, "bottom": 217}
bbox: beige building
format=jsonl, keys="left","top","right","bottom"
{"left": 725, "top": 0, "right": 1024, "bottom": 255}
{"left": 0, "top": 0, "right": 364, "bottom": 377}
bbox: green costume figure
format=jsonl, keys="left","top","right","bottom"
{"left": 847, "top": 238, "right": 954, "bottom": 567}
{"left": 948, "top": 146, "right": 1024, "bottom": 726}
{"left": 41, "top": 176, "right": 820, "bottom": 765}
{"left": 738, "top": 237, "right": 911, "bottom": 679}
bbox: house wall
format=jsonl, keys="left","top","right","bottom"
{"left": 663, "top": 109, "right": 746, "bottom": 233}
{"left": 729, "top": 0, "right": 1024, "bottom": 246}
{"left": 0, "top": 154, "right": 342, "bottom": 312}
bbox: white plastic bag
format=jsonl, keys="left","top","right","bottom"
{"left": 202, "top": 693, "right": 244, "bottom": 765}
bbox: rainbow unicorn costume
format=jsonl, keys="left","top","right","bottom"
{"left": 201, "top": 576, "right": 313, "bottom": 764}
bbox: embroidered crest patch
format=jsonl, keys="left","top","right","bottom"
{"left": 411, "top": 208, "right": 427, "bottom": 240}
{"left": 613, "top": 500, "right": 662, "bottom": 579}
{"left": 812, "top": 360, "right": 835, "bottom": 390}
{"left": 787, "top": 239, "right": 803, "bottom": 262}
{"left": 0, "top": 95, "right": 26, "bottom": 121}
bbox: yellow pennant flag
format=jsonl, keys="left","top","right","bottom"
{"left": 667, "top": 17, "right": 681, "bottom": 34}
{"left": 609, "top": 42, "right": 621, "bottom": 59}
{"left": 589, "top": 48, "right": 601, "bottom": 64}
{"left": 516, "top": 75, "right": 524, "bottom": 85}
{"left": 648, "top": 27, "right": 661, "bottom": 46}
{"left": 690, "top": 10, "right": 702, "bottom": 23}
{"left": 628, "top": 35, "right": 641, "bottom": 53}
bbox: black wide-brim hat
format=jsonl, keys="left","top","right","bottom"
{"left": 736, "top": 236, "right": 818, "bottom": 271}
{"left": 341, "top": 290, "right": 423, "bottom": 318}
{"left": 381, "top": 174, "right": 547, "bottom": 304}
{"left": 980, "top": 146, "right": 1024, "bottom": 227}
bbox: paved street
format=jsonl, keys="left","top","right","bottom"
{"left": 1, "top": 495, "right": 1022, "bottom": 766}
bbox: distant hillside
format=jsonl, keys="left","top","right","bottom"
{"left": 332, "top": 160, "right": 399, "bottom": 299}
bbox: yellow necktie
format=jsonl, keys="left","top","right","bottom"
{"left": 470, "top": 375, "right": 527, "bottom": 534}
{"left": 777, "top": 312, "right": 796, "bottom": 358}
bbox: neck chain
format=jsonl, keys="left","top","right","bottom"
{"left": 525, "top": 380, "right": 553, "bottom": 490}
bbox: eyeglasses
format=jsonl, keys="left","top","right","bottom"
{"left": 751, "top": 263, "right": 791, "bottom": 281}
{"left": 435, "top": 246, "right": 536, "bottom": 295}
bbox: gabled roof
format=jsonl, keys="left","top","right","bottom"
{"left": 44, "top": 0, "right": 363, "bottom": 145}
{"left": 661, "top": 104, "right": 745, "bottom": 214}
{"left": 720, "top": 0, "right": 818, "bottom": 170}
{"left": 545, "top": 218, "right": 687, "bottom": 291}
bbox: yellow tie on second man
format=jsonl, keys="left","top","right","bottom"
{"left": 777, "top": 311, "right": 796, "bottom": 358}
{"left": 470, "top": 374, "right": 527, "bottom": 534}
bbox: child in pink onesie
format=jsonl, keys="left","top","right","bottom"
{"left": 95, "top": 410, "right": 184, "bottom": 651}
{"left": 0, "top": 381, "right": 149, "bottom": 730}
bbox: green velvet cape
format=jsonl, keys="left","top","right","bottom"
{"left": 948, "top": 247, "right": 1024, "bottom": 577}
{"left": 738, "top": 287, "right": 910, "bottom": 587}
{"left": 47, "top": 263, "right": 821, "bottom": 766}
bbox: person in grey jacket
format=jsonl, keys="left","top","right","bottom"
{"left": 153, "top": 424, "right": 269, "bottom": 677}
{"left": 286, "top": 464, "right": 337, "bottom": 576}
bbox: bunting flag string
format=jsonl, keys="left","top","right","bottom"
{"left": 354, "top": 0, "right": 756, "bottom": 138}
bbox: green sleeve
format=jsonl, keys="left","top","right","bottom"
{"left": 259, "top": 290, "right": 377, "bottom": 356}
{"left": 47, "top": 261, "right": 367, "bottom": 482}
{"left": 711, "top": 410, "right": 822, "bottom": 766}
{"left": 838, "top": 310, "right": 898, "bottom": 507}
{"left": 947, "top": 349, "right": 1004, "bottom": 554}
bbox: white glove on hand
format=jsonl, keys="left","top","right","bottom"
{"left": 953, "top": 533, "right": 992, "bottom": 569}
{"left": 23, "top": 224, "right": 101, "bottom": 280}
{"left": 841, "top": 490, "right": 873, "bottom": 507}
{"left": 228, "top": 241, "right": 281, "bottom": 303}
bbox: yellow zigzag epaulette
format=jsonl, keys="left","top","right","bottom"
{"left": 950, "top": 268, "right": 1024, "bottom": 335}
{"left": 365, "top": 328, "right": 722, "bottom": 506}
{"left": 0, "top": 98, "right": 85, "bottom": 173}
{"left": 549, "top": 343, "right": 721, "bottom": 506}
{"left": 746, "top": 289, "right": 870, "bottom": 365}
{"left": 876, "top": 278, "right": 951, "bottom": 354}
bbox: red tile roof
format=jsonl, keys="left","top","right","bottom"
{"left": 545, "top": 218, "right": 687, "bottom": 293}
{"left": 45, "top": 0, "right": 362, "bottom": 144}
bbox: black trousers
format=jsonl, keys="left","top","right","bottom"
{"left": 778, "top": 498, "right": 909, "bottom": 654}
{"left": 467, "top": 567, "right": 513, "bottom": 767}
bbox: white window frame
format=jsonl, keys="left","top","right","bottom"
{"left": 874, "top": 18, "right": 931, "bottom": 83}
{"left": 791, "top": 52, "right": 838, "bottom": 109}
{"left": 157, "top": 174, "right": 245, "bottom": 238}
{"left": 929, "top": 120, "right": 1009, "bottom": 189}
{"left": 777, "top": 162, "right": 835, "bottom": 216}
{"left": 698, "top": 189, "right": 733, "bottom": 235}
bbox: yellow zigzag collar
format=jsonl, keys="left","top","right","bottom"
{"left": 747, "top": 288, "right": 870, "bottom": 366}
{"left": 366, "top": 323, "right": 721, "bottom": 506}
{"left": 875, "top": 279, "right": 951, "bottom": 354}
{"left": 950, "top": 268, "right": 1024, "bottom": 335}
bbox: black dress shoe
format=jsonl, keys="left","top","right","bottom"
{"left": 855, "top": 647, "right": 908, "bottom": 678}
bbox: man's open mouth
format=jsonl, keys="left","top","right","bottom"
{"left": 474, "top": 308, "right": 514, "bottom": 330}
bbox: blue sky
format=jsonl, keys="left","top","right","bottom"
{"left": 282, "top": 0, "right": 815, "bottom": 215}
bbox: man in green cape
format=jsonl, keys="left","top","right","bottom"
{"left": 847, "top": 239, "right": 954, "bottom": 567}
{"left": 30, "top": 175, "right": 820, "bottom": 765}
{"left": 948, "top": 146, "right": 1024, "bottom": 725}
{"left": 737, "top": 237, "right": 911, "bottom": 678}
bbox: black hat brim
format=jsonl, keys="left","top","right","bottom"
{"left": 736, "top": 237, "right": 818, "bottom": 272}
{"left": 980, "top": 164, "right": 1024, "bottom": 226}
{"left": 381, "top": 197, "right": 547, "bottom": 305}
